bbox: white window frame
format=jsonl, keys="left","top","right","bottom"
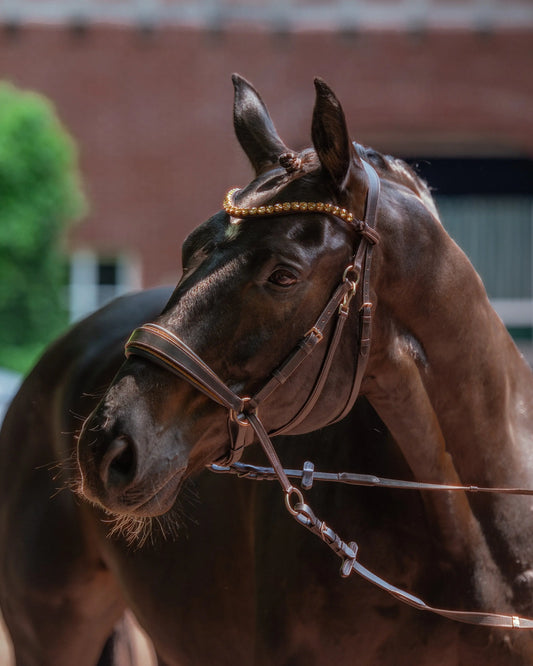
{"left": 69, "top": 249, "right": 142, "bottom": 322}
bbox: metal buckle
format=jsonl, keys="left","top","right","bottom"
{"left": 229, "top": 397, "right": 255, "bottom": 427}
{"left": 342, "top": 263, "right": 358, "bottom": 283}
{"left": 340, "top": 281, "right": 359, "bottom": 314}
{"left": 305, "top": 326, "right": 324, "bottom": 343}
{"left": 340, "top": 264, "right": 360, "bottom": 314}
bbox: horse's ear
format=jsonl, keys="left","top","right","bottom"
{"left": 311, "top": 78, "right": 358, "bottom": 191}
{"left": 232, "top": 73, "right": 290, "bottom": 175}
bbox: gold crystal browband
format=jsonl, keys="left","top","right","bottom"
{"left": 223, "top": 188, "right": 355, "bottom": 224}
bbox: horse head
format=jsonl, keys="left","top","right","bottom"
{"left": 77, "top": 75, "right": 385, "bottom": 518}
{"left": 78, "top": 73, "right": 528, "bottom": 571}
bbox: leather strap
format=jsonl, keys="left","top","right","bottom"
{"left": 252, "top": 280, "right": 353, "bottom": 413}
{"left": 290, "top": 499, "right": 533, "bottom": 628}
{"left": 211, "top": 460, "right": 533, "bottom": 497}
{"left": 332, "top": 158, "right": 380, "bottom": 423}
{"left": 351, "top": 557, "right": 533, "bottom": 628}
{"left": 126, "top": 277, "right": 354, "bottom": 442}
{"left": 271, "top": 305, "right": 350, "bottom": 435}
{"left": 125, "top": 323, "right": 245, "bottom": 414}
{"left": 219, "top": 459, "right": 533, "bottom": 629}
{"left": 281, "top": 158, "right": 382, "bottom": 432}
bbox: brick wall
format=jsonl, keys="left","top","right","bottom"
{"left": 1, "top": 24, "right": 532, "bottom": 287}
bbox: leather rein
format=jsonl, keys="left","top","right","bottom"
{"left": 125, "top": 160, "right": 533, "bottom": 630}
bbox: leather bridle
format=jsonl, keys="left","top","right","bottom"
{"left": 126, "top": 159, "right": 380, "bottom": 464}
{"left": 124, "top": 160, "right": 533, "bottom": 630}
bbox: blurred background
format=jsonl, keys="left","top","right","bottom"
{"left": 0, "top": 0, "right": 532, "bottom": 414}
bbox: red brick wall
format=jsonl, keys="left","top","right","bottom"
{"left": 1, "top": 25, "right": 532, "bottom": 286}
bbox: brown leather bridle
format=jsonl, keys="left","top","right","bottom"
{"left": 127, "top": 159, "right": 380, "bottom": 464}
{"left": 124, "top": 160, "right": 533, "bottom": 630}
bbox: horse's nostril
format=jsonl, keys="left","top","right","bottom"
{"left": 109, "top": 440, "right": 135, "bottom": 476}
{"left": 100, "top": 436, "right": 137, "bottom": 489}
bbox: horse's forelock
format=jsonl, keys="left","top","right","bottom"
{"left": 236, "top": 149, "right": 320, "bottom": 204}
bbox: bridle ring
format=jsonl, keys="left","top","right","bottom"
{"left": 285, "top": 486, "right": 304, "bottom": 516}
{"left": 340, "top": 264, "right": 360, "bottom": 313}
{"left": 230, "top": 397, "right": 255, "bottom": 427}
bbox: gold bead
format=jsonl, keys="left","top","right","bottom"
{"left": 223, "top": 187, "right": 356, "bottom": 228}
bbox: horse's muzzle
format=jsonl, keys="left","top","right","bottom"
{"left": 77, "top": 414, "right": 186, "bottom": 517}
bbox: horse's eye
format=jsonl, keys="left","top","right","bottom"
{"left": 268, "top": 268, "right": 298, "bottom": 287}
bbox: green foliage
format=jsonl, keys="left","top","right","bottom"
{"left": 0, "top": 82, "right": 87, "bottom": 374}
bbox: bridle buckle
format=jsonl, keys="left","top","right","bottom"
{"left": 305, "top": 326, "right": 324, "bottom": 343}
{"left": 340, "top": 265, "right": 360, "bottom": 315}
{"left": 230, "top": 396, "right": 256, "bottom": 427}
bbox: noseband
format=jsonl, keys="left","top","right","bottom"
{"left": 124, "top": 160, "right": 533, "bottom": 630}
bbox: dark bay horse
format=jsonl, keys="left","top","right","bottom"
{"left": 1, "top": 75, "right": 533, "bottom": 665}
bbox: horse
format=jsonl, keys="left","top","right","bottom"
{"left": 1, "top": 74, "right": 533, "bottom": 665}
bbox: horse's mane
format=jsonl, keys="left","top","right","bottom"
{"left": 354, "top": 143, "right": 439, "bottom": 219}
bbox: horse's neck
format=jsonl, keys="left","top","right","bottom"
{"left": 366, "top": 227, "right": 533, "bottom": 488}
{"left": 364, "top": 233, "right": 533, "bottom": 592}
{"left": 423, "top": 300, "right": 533, "bottom": 482}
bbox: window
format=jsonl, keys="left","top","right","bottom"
{"left": 411, "top": 157, "right": 533, "bottom": 334}
{"left": 437, "top": 195, "right": 533, "bottom": 327}
{"left": 69, "top": 250, "right": 141, "bottom": 321}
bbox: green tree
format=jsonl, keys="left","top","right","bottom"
{"left": 0, "top": 82, "right": 87, "bottom": 374}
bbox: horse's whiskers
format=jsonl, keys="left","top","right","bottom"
{"left": 81, "top": 388, "right": 107, "bottom": 400}
{"left": 106, "top": 513, "right": 155, "bottom": 548}
{"left": 101, "top": 481, "right": 198, "bottom": 548}
{"left": 35, "top": 448, "right": 82, "bottom": 497}
{"left": 68, "top": 410, "right": 89, "bottom": 423}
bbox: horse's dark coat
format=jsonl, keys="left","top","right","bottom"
{"left": 1, "top": 76, "right": 533, "bottom": 665}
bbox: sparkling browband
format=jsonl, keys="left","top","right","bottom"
{"left": 223, "top": 188, "right": 355, "bottom": 224}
